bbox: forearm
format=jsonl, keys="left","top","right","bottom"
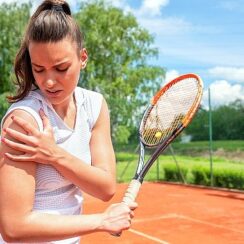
{"left": 2, "top": 211, "right": 104, "bottom": 242}
{"left": 51, "top": 147, "right": 116, "bottom": 201}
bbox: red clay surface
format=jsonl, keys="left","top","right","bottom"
{"left": 82, "top": 182, "right": 244, "bottom": 244}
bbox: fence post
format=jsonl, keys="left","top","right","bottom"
{"left": 208, "top": 88, "right": 214, "bottom": 186}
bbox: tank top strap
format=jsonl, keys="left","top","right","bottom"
{"left": 75, "top": 87, "right": 103, "bottom": 131}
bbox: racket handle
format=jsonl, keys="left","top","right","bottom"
{"left": 111, "top": 179, "right": 141, "bottom": 237}
{"left": 122, "top": 179, "right": 142, "bottom": 205}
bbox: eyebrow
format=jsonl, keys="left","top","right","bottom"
{"left": 31, "top": 61, "right": 70, "bottom": 67}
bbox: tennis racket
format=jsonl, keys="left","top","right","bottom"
{"left": 122, "top": 73, "right": 203, "bottom": 205}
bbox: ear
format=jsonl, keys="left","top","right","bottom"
{"left": 80, "top": 48, "right": 88, "bottom": 69}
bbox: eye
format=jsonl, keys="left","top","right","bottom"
{"left": 33, "top": 69, "right": 44, "bottom": 73}
{"left": 56, "top": 67, "right": 69, "bottom": 72}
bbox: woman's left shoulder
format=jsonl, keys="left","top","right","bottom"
{"left": 75, "top": 87, "right": 104, "bottom": 129}
{"left": 75, "top": 87, "right": 103, "bottom": 101}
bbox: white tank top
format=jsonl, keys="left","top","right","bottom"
{"left": 0, "top": 87, "right": 103, "bottom": 244}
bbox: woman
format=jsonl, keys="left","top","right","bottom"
{"left": 0, "top": 0, "right": 137, "bottom": 243}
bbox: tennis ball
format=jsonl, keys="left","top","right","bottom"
{"left": 155, "top": 131, "right": 162, "bottom": 138}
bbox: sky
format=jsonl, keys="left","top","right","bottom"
{"left": 1, "top": 0, "right": 244, "bottom": 107}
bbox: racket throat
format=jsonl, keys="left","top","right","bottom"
{"left": 139, "top": 125, "right": 184, "bottom": 180}
{"left": 134, "top": 142, "right": 145, "bottom": 183}
{"left": 133, "top": 174, "right": 144, "bottom": 183}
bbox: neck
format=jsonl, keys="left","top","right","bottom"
{"left": 53, "top": 94, "right": 76, "bottom": 120}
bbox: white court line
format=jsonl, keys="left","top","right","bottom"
{"left": 134, "top": 213, "right": 244, "bottom": 234}
{"left": 177, "top": 214, "right": 244, "bottom": 234}
{"left": 133, "top": 213, "right": 178, "bottom": 223}
{"left": 129, "top": 228, "right": 170, "bottom": 244}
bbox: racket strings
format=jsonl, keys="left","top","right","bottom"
{"left": 141, "top": 77, "right": 201, "bottom": 146}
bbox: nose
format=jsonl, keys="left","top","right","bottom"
{"left": 44, "top": 79, "right": 57, "bottom": 89}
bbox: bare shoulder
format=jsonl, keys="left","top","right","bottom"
{"left": 0, "top": 108, "right": 38, "bottom": 170}
{"left": 90, "top": 98, "right": 115, "bottom": 169}
{"left": 94, "top": 98, "right": 110, "bottom": 128}
{"left": 2, "top": 109, "right": 39, "bottom": 133}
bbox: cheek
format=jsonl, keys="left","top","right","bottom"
{"left": 66, "top": 65, "right": 81, "bottom": 83}
{"left": 32, "top": 73, "right": 43, "bottom": 86}
{"left": 58, "top": 73, "right": 79, "bottom": 91}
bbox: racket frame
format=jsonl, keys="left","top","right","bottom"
{"left": 134, "top": 73, "right": 203, "bottom": 183}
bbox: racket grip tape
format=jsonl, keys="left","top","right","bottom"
{"left": 111, "top": 179, "right": 141, "bottom": 237}
{"left": 122, "top": 179, "right": 142, "bottom": 205}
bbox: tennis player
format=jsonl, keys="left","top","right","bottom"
{"left": 0, "top": 0, "right": 137, "bottom": 243}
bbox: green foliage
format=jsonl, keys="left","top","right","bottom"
{"left": 171, "top": 140, "right": 244, "bottom": 154}
{"left": 0, "top": 93, "right": 10, "bottom": 123}
{"left": 116, "top": 149, "right": 244, "bottom": 190}
{"left": 214, "top": 168, "right": 244, "bottom": 189}
{"left": 185, "top": 100, "right": 244, "bottom": 141}
{"left": 161, "top": 163, "right": 244, "bottom": 190}
{"left": 116, "top": 152, "right": 138, "bottom": 162}
{"left": 185, "top": 107, "right": 208, "bottom": 140}
{"left": 213, "top": 100, "right": 244, "bottom": 140}
{"left": 164, "top": 164, "right": 187, "bottom": 182}
{"left": 0, "top": 2, "right": 31, "bottom": 93}
{"left": 115, "top": 140, "right": 244, "bottom": 155}
{"left": 75, "top": 0, "right": 165, "bottom": 143}
{"left": 114, "top": 125, "right": 131, "bottom": 144}
{"left": 191, "top": 166, "right": 211, "bottom": 186}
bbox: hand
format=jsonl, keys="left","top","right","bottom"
{"left": 2, "top": 109, "right": 58, "bottom": 164}
{"left": 100, "top": 201, "right": 138, "bottom": 235}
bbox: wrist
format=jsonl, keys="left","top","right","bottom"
{"left": 96, "top": 213, "right": 107, "bottom": 232}
{"left": 79, "top": 214, "right": 106, "bottom": 233}
{"left": 49, "top": 146, "right": 68, "bottom": 166}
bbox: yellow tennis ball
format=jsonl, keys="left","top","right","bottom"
{"left": 155, "top": 131, "right": 162, "bottom": 138}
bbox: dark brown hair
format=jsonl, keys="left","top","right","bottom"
{"left": 8, "top": 0, "right": 83, "bottom": 102}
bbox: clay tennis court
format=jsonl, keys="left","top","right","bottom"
{"left": 82, "top": 182, "right": 244, "bottom": 244}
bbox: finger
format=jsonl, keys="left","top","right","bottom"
{"left": 4, "top": 128, "right": 37, "bottom": 146}
{"left": 39, "top": 109, "right": 52, "bottom": 130}
{"left": 128, "top": 202, "right": 138, "bottom": 211}
{"left": 1, "top": 138, "right": 35, "bottom": 154}
{"left": 11, "top": 116, "right": 39, "bottom": 136}
{"left": 111, "top": 232, "right": 122, "bottom": 237}
{"left": 4, "top": 152, "right": 34, "bottom": 162}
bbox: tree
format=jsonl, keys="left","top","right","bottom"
{"left": 212, "top": 99, "right": 244, "bottom": 140}
{"left": 184, "top": 100, "right": 244, "bottom": 141}
{"left": 0, "top": 92, "right": 11, "bottom": 121}
{"left": 0, "top": 2, "right": 31, "bottom": 122}
{"left": 185, "top": 107, "right": 209, "bottom": 141}
{"left": 0, "top": 2, "right": 31, "bottom": 93}
{"left": 0, "top": 1, "right": 164, "bottom": 144}
{"left": 75, "top": 1, "right": 165, "bottom": 143}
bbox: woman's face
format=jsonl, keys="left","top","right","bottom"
{"left": 28, "top": 38, "right": 87, "bottom": 107}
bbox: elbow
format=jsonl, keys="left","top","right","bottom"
{"left": 1, "top": 234, "right": 17, "bottom": 243}
{"left": 101, "top": 191, "right": 115, "bottom": 202}
{"left": 101, "top": 182, "right": 116, "bottom": 202}
{"left": 1, "top": 227, "right": 19, "bottom": 243}
{"left": 0, "top": 219, "right": 28, "bottom": 243}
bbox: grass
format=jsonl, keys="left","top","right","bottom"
{"left": 115, "top": 140, "right": 244, "bottom": 189}
{"left": 116, "top": 154, "right": 244, "bottom": 182}
{"left": 115, "top": 140, "right": 244, "bottom": 154}
{"left": 171, "top": 140, "right": 244, "bottom": 153}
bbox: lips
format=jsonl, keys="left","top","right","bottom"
{"left": 46, "top": 90, "right": 61, "bottom": 93}
{"left": 45, "top": 89, "right": 63, "bottom": 97}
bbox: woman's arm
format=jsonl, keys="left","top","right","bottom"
{"left": 0, "top": 110, "right": 134, "bottom": 242}
{"left": 3, "top": 99, "right": 116, "bottom": 201}
{"left": 53, "top": 99, "right": 116, "bottom": 201}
